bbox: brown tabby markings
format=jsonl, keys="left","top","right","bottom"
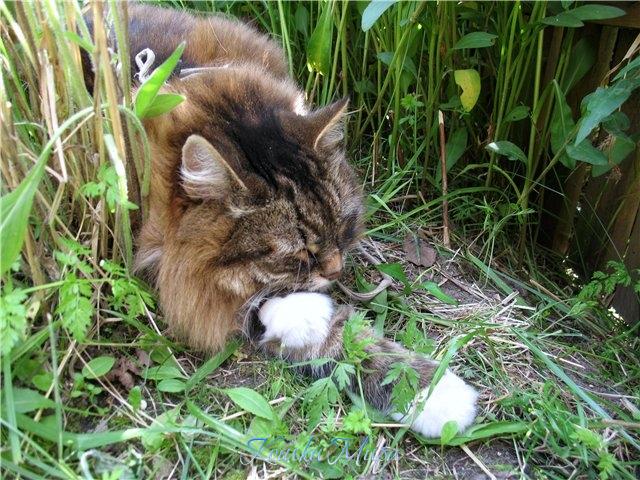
{"left": 84, "top": 5, "right": 478, "bottom": 435}
{"left": 119, "top": 6, "right": 364, "bottom": 351}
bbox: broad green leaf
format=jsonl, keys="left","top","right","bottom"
{"left": 576, "top": 79, "right": 639, "bottom": 145}
{"left": 32, "top": 372, "right": 54, "bottom": 392}
{"left": 561, "top": 38, "right": 596, "bottom": 93}
{"left": 144, "top": 364, "right": 187, "bottom": 381}
{"left": 440, "top": 420, "right": 459, "bottom": 445}
{"left": 419, "top": 420, "right": 529, "bottom": 446}
{"left": 129, "top": 386, "right": 142, "bottom": 410}
{"left": 377, "top": 51, "right": 418, "bottom": 78}
{"left": 504, "top": 105, "right": 530, "bottom": 123}
{"left": 13, "top": 388, "right": 55, "bottom": 413}
{"left": 307, "top": 2, "right": 333, "bottom": 75}
{"left": 541, "top": 12, "right": 584, "bottom": 28}
{"left": 445, "top": 128, "right": 468, "bottom": 165}
{"left": 485, "top": 141, "right": 527, "bottom": 164}
{"left": 0, "top": 164, "right": 45, "bottom": 275}
{"left": 142, "top": 93, "right": 185, "bottom": 119}
{"left": 454, "top": 69, "right": 481, "bottom": 112}
{"left": 82, "top": 356, "right": 115, "bottom": 379}
{"left": 602, "top": 111, "right": 630, "bottom": 136}
{"left": 294, "top": 5, "right": 309, "bottom": 37}
{"left": 17, "top": 412, "right": 176, "bottom": 451}
{"left": 376, "top": 262, "right": 409, "bottom": 286}
{"left": 570, "top": 4, "right": 626, "bottom": 21}
{"left": 550, "top": 82, "right": 576, "bottom": 169}
{"left": 140, "top": 407, "right": 181, "bottom": 451}
{"left": 592, "top": 134, "right": 636, "bottom": 177}
{"left": 157, "top": 378, "right": 186, "bottom": 393}
{"left": 361, "top": 0, "right": 398, "bottom": 32}
{"left": 225, "top": 387, "right": 275, "bottom": 421}
{"left": 566, "top": 140, "right": 607, "bottom": 166}
{"left": 135, "top": 42, "right": 185, "bottom": 118}
{"left": 418, "top": 281, "right": 459, "bottom": 305}
{"left": 452, "top": 32, "right": 497, "bottom": 50}
{"left": 614, "top": 56, "right": 640, "bottom": 82}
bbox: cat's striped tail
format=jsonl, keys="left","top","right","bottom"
{"left": 254, "top": 292, "right": 478, "bottom": 438}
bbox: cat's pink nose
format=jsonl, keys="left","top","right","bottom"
{"left": 322, "top": 251, "right": 343, "bottom": 281}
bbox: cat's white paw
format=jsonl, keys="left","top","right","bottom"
{"left": 258, "top": 292, "right": 333, "bottom": 349}
{"left": 391, "top": 370, "right": 478, "bottom": 438}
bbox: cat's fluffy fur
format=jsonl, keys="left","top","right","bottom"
{"left": 86, "top": 4, "right": 478, "bottom": 438}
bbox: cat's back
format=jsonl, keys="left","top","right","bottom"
{"left": 127, "top": 5, "right": 288, "bottom": 79}
{"left": 85, "top": 4, "right": 288, "bottom": 83}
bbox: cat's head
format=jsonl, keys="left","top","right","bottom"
{"left": 150, "top": 71, "right": 364, "bottom": 295}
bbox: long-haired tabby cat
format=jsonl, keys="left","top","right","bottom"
{"left": 87, "top": 4, "right": 477, "bottom": 438}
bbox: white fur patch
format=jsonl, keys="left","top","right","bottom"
{"left": 391, "top": 370, "right": 478, "bottom": 438}
{"left": 293, "top": 94, "right": 308, "bottom": 116}
{"left": 258, "top": 292, "right": 333, "bottom": 349}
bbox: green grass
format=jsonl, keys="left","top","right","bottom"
{"left": 2, "top": 1, "right": 640, "bottom": 478}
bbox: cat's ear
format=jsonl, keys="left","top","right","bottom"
{"left": 280, "top": 97, "right": 349, "bottom": 150}
{"left": 180, "top": 135, "right": 246, "bottom": 200}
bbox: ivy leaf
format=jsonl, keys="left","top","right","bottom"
{"left": 561, "top": 38, "right": 596, "bottom": 93}
{"left": 541, "top": 12, "right": 584, "bottom": 28}
{"left": 436, "top": 128, "right": 468, "bottom": 183}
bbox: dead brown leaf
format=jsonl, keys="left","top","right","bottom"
{"left": 403, "top": 232, "right": 437, "bottom": 267}
{"left": 107, "top": 357, "right": 141, "bottom": 391}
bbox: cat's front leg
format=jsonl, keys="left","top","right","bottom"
{"left": 257, "top": 292, "right": 479, "bottom": 438}
{"left": 258, "top": 292, "right": 335, "bottom": 350}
